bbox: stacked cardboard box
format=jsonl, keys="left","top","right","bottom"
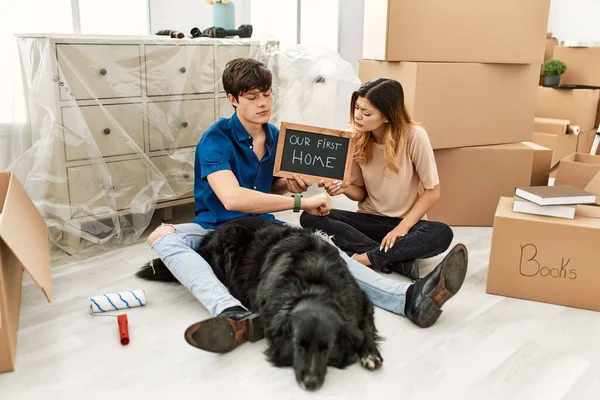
{"left": 486, "top": 44, "right": 600, "bottom": 311}
{"left": 533, "top": 85, "right": 600, "bottom": 174}
{"left": 536, "top": 43, "right": 600, "bottom": 157}
{"left": 358, "top": 0, "right": 552, "bottom": 226}
{"left": 553, "top": 46, "right": 600, "bottom": 88}
{"left": 487, "top": 156, "right": 600, "bottom": 312}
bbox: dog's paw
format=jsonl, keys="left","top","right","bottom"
{"left": 360, "top": 353, "right": 383, "bottom": 370}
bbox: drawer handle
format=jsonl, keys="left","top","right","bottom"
{"left": 180, "top": 67, "right": 187, "bottom": 73}
{"left": 183, "top": 173, "right": 190, "bottom": 179}
{"left": 181, "top": 121, "right": 188, "bottom": 128}
{"left": 103, "top": 128, "right": 111, "bottom": 135}
{"left": 100, "top": 68, "right": 107, "bottom": 76}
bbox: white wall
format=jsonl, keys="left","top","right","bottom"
{"left": 338, "top": 0, "right": 364, "bottom": 72}
{"left": 548, "top": 0, "right": 600, "bottom": 42}
{"left": 149, "top": 0, "right": 249, "bottom": 38}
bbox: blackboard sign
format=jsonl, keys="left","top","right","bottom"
{"left": 274, "top": 122, "right": 355, "bottom": 183}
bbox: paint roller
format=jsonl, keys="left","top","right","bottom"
{"left": 89, "top": 289, "right": 146, "bottom": 345}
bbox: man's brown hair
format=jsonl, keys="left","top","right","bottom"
{"left": 222, "top": 58, "right": 272, "bottom": 107}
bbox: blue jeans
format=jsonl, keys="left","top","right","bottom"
{"left": 150, "top": 222, "right": 411, "bottom": 317}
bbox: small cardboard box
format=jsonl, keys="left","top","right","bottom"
{"left": 428, "top": 143, "right": 535, "bottom": 226}
{"left": 553, "top": 46, "right": 600, "bottom": 87}
{"left": 554, "top": 153, "right": 600, "bottom": 189}
{"left": 536, "top": 87, "right": 600, "bottom": 132}
{"left": 531, "top": 132, "right": 578, "bottom": 175}
{"left": 0, "top": 172, "right": 52, "bottom": 373}
{"left": 577, "top": 129, "right": 599, "bottom": 154}
{"left": 359, "top": 61, "right": 539, "bottom": 150}
{"left": 534, "top": 117, "right": 570, "bottom": 135}
{"left": 362, "top": 0, "right": 551, "bottom": 64}
{"left": 487, "top": 196, "right": 600, "bottom": 312}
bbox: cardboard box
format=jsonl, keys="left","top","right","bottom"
{"left": 536, "top": 87, "right": 600, "bottom": 132}
{"left": 554, "top": 153, "right": 600, "bottom": 189}
{"left": 531, "top": 132, "right": 578, "bottom": 170}
{"left": 487, "top": 197, "right": 600, "bottom": 311}
{"left": 545, "top": 35, "right": 559, "bottom": 62}
{"left": 583, "top": 171, "right": 600, "bottom": 206}
{"left": 553, "top": 46, "right": 600, "bottom": 87}
{"left": 577, "top": 129, "right": 599, "bottom": 154}
{"left": 428, "top": 143, "right": 534, "bottom": 226}
{"left": 359, "top": 61, "right": 539, "bottom": 149}
{"left": 0, "top": 172, "right": 52, "bottom": 373}
{"left": 522, "top": 141, "right": 553, "bottom": 187}
{"left": 362, "top": 0, "right": 551, "bottom": 64}
{"left": 534, "top": 117, "right": 570, "bottom": 135}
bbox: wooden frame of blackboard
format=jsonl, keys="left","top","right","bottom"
{"left": 273, "top": 122, "right": 355, "bottom": 184}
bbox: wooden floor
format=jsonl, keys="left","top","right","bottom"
{"left": 2, "top": 192, "right": 600, "bottom": 399}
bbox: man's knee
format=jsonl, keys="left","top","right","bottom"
{"left": 147, "top": 225, "right": 176, "bottom": 246}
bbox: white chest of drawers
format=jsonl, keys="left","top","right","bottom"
{"left": 16, "top": 34, "right": 265, "bottom": 253}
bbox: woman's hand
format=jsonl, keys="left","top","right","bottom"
{"left": 380, "top": 223, "right": 411, "bottom": 253}
{"left": 318, "top": 179, "right": 346, "bottom": 196}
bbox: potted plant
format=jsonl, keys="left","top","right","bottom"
{"left": 542, "top": 59, "right": 567, "bottom": 87}
{"left": 205, "top": 0, "right": 235, "bottom": 30}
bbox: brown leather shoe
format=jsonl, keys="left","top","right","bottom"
{"left": 405, "top": 244, "right": 468, "bottom": 328}
{"left": 184, "top": 307, "right": 265, "bottom": 353}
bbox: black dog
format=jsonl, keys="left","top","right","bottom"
{"left": 136, "top": 217, "right": 383, "bottom": 390}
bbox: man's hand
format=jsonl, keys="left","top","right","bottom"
{"left": 286, "top": 174, "right": 311, "bottom": 194}
{"left": 318, "top": 179, "right": 346, "bottom": 196}
{"left": 301, "top": 192, "right": 331, "bottom": 216}
{"left": 380, "top": 223, "right": 411, "bottom": 253}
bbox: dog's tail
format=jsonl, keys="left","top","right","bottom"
{"left": 135, "top": 258, "right": 179, "bottom": 283}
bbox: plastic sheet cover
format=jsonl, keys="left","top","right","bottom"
{"left": 5, "top": 34, "right": 360, "bottom": 255}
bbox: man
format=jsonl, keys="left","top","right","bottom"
{"left": 147, "top": 58, "right": 468, "bottom": 354}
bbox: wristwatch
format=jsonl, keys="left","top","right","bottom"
{"left": 292, "top": 194, "right": 302, "bottom": 213}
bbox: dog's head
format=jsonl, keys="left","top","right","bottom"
{"left": 288, "top": 299, "right": 363, "bottom": 391}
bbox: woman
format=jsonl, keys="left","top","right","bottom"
{"left": 300, "top": 77, "right": 455, "bottom": 280}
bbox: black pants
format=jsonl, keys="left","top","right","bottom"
{"left": 299, "top": 209, "right": 453, "bottom": 272}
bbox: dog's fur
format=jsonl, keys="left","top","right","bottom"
{"left": 136, "top": 217, "right": 382, "bottom": 390}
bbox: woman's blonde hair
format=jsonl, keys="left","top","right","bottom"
{"left": 350, "top": 78, "right": 416, "bottom": 173}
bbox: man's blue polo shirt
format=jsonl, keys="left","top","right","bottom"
{"left": 192, "top": 112, "right": 280, "bottom": 229}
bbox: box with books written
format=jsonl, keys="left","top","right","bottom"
{"left": 487, "top": 196, "right": 600, "bottom": 311}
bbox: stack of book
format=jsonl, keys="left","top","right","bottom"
{"left": 513, "top": 185, "right": 597, "bottom": 219}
